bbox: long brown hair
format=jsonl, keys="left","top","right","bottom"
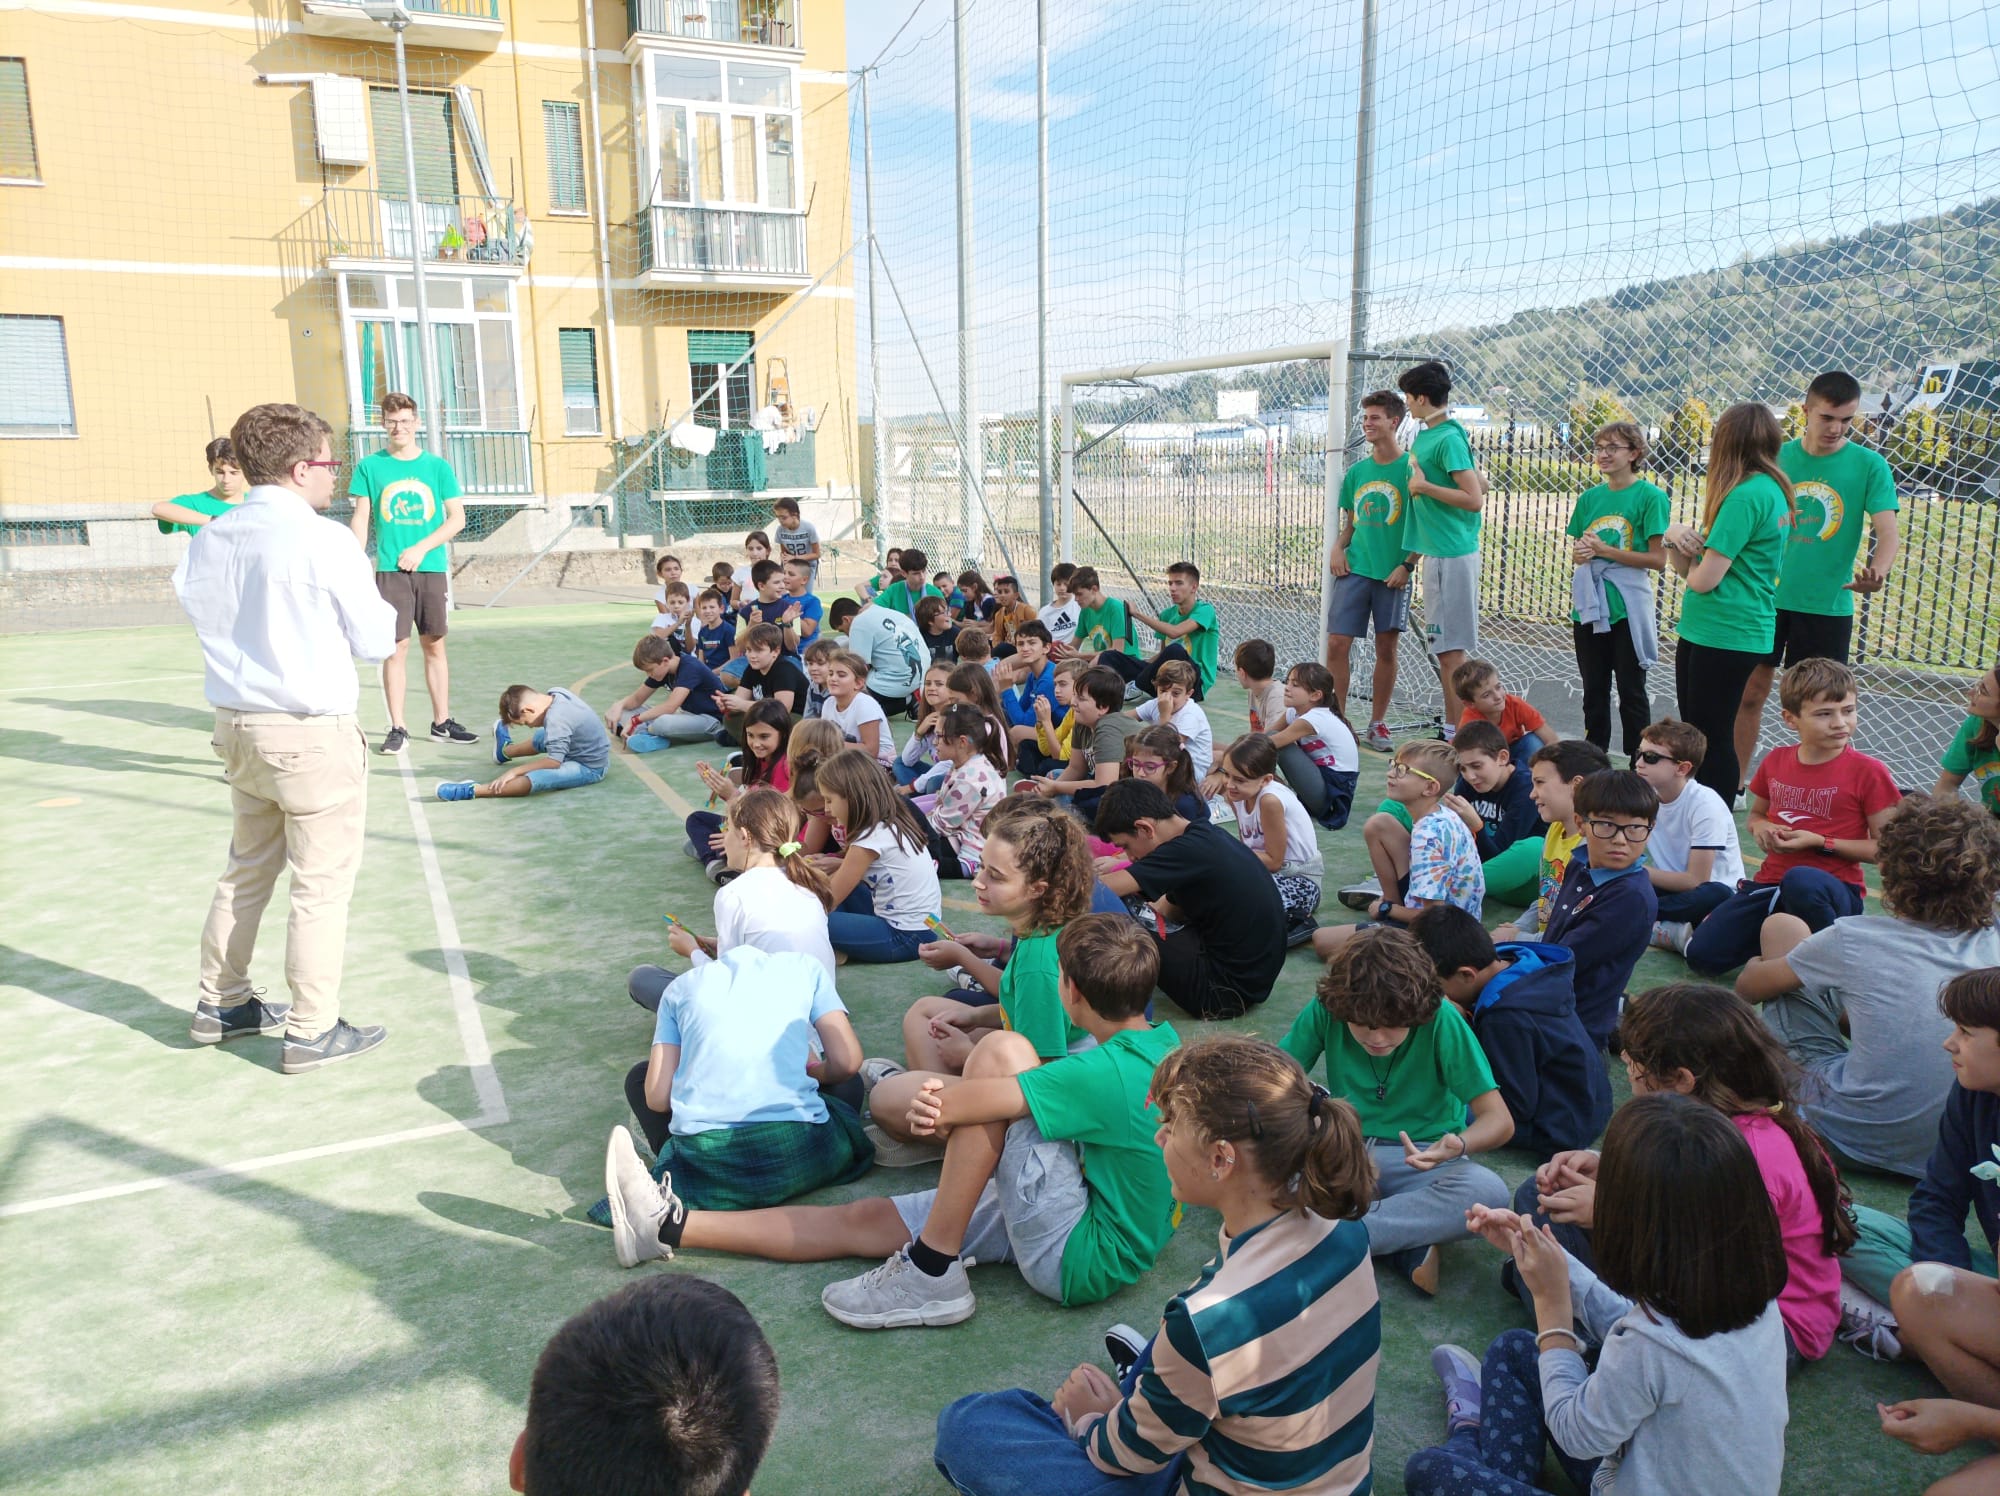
{"left": 938, "top": 701, "right": 1006, "bottom": 775}
{"left": 980, "top": 797, "right": 1095, "bottom": 930}
{"left": 1123, "top": 724, "right": 1199, "bottom": 800}
{"left": 945, "top": 662, "right": 1011, "bottom": 769}
{"left": 727, "top": 788, "right": 833, "bottom": 910}
{"left": 786, "top": 718, "right": 845, "bottom": 807}
{"left": 818, "top": 748, "right": 929, "bottom": 854}
{"left": 1702, "top": 402, "right": 1796, "bottom": 529}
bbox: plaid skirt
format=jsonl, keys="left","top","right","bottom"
{"left": 589, "top": 1097, "right": 876, "bottom": 1224}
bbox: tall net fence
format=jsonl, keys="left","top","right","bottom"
{"left": 857, "top": 0, "right": 2000, "bottom": 787}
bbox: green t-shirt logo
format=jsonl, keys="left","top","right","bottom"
{"left": 1790, "top": 480, "right": 1845, "bottom": 544}
{"left": 1353, "top": 479, "right": 1403, "bottom": 529}
{"left": 378, "top": 479, "right": 439, "bottom": 527}
{"left": 1590, "top": 514, "right": 1636, "bottom": 549}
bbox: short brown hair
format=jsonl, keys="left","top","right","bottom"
{"left": 1055, "top": 913, "right": 1159, "bottom": 1019}
{"left": 743, "top": 623, "right": 785, "bottom": 653}
{"left": 1639, "top": 717, "right": 1706, "bottom": 772}
{"left": 1068, "top": 566, "right": 1101, "bottom": 593}
{"left": 697, "top": 588, "right": 728, "bottom": 610}
{"left": 1877, "top": 794, "right": 2000, "bottom": 934}
{"left": 802, "top": 636, "right": 841, "bottom": 663}
{"left": 954, "top": 627, "right": 993, "bottom": 662}
{"left": 1594, "top": 420, "right": 1649, "bottom": 464}
{"left": 1359, "top": 389, "right": 1407, "bottom": 423}
{"left": 1448, "top": 657, "right": 1500, "bottom": 700}
{"left": 1940, "top": 968, "right": 2000, "bottom": 1035}
{"left": 1450, "top": 718, "right": 1509, "bottom": 761}
{"left": 1233, "top": 638, "right": 1276, "bottom": 680}
{"left": 825, "top": 647, "right": 870, "bottom": 679}
{"left": 379, "top": 391, "right": 417, "bottom": 417}
{"left": 1779, "top": 657, "right": 1856, "bottom": 713}
{"left": 498, "top": 684, "right": 536, "bottom": 724}
{"left": 1153, "top": 659, "right": 1198, "bottom": 694}
{"left": 1077, "top": 668, "right": 1126, "bottom": 712}
{"left": 229, "top": 403, "right": 329, "bottom": 486}
{"left": 1314, "top": 925, "right": 1441, "bottom": 1029}
{"left": 633, "top": 633, "right": 675, "bottom": 670}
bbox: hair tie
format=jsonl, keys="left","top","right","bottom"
{"left": 778, "top": 840, "right": 802, "bottom": 858}
{"left": 1308, "top": 1082, "right": 1331, "bottom": 1121}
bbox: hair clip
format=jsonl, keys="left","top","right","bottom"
{"left": 778, "top": 840, "right": 802, "bottom": 857}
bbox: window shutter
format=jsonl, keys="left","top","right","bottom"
{"left": 559, "top": 328, "right": 601, "bottom": 435}
{"left": 371, "top": 87, "right": 457, "bottom": 198}
{"left": 0, "top": 59, "right": 39, "bottom": 181}
{"left": 0, "top": 315, "right": 77, "bottom": 435}
{"left": 687, "top": 330, "right": 753, "bottom": 363}
{"left": 543, "top": 100, "right": 585, "bottom": 212}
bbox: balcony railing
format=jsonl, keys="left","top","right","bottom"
{"left": 317, "top": 190, "right": 531, "bottom": 267}
{"left": 628, "top": 0, "right": 797, "bottom": 47}
{"left": 637, "top": 204, "right": 807, "bottom": 280}
{"left": 348, "top": 428, "right": 534, "bottom": 496}
{"left": 300, "top": 0, "right": 502, "bottom": 48}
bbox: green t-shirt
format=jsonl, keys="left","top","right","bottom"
{"left": 998, "top": 930, "right": 1085, "bottom": 1058}
{"left": 1155, "top": 598, "right": 1220, "bottom": 693}
{"left": 1405, "top": 418, "right": 1481, "bottom": 558}
{"left": 1339, "top": 454, "right": 1412, "bottom": 582}
{"left": 1775, "top": 439, "right": 1899, "bottom": 617}
{"left": 349, "top": 450, "right": 463, "bottom": 573}
{"left": 1942, "top": 715, "right": 2000, "bottom": 818}
{"left": 1017, "top": 1021, "right": 1181, "bottom": 1306}
{"left": 1279, "top": 998, "right": 1496, "bottom": 1141}
{"left": 1677, "top": 473, "right": 1790, "bottom": 653}
{"left": 876, "top": 579, "right": 942, "bottom": 619}
{"left": 1076, "top": 597, "right": 1134, "bottom": 655}
{"left": 1566, "top": 479, "right": 1671, "bottom": 624}
{"left": 155, "top": 491, "right": 235, "bottom": 536}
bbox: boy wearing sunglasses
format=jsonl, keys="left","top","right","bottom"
{"left": 1541, "top": 768, "right": 1660, "bottom": 1049}
{"left": 1630, "top": 716, "right": 1745, "bottom": 954}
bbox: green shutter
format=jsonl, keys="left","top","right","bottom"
{"left": 0, "top": 59, "right": 38, "bottom": 181}
{"left": 371, "top": 87, "right": 457, "bottom": 198}
{"left": 687, "top": 330, "right": 753, "bottom": 363}
{"left": 543, "top": 100, "right": 585, "bottom": 212}
{"left": 560, "top": 328, "right": 601, "bottom": 435}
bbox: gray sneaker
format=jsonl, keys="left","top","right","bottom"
{"left": 859, "top": 1056, "right": 907, "bottom": 1102}
{"left": 605, "top": 1125, "right": 679, "bottom": 1268}
{"left": 861, "top": 1120, "right": 946, "bottom": 1169}
{"left": 1337, "top": 877, "right": 1384, "bottom": 912}
{"left": 189, "top": 992, "right": 290, "bottom": 1045}
{"left": 279, "top": 1018, "right": 387, "bottom": 1074}
{"left": 821, "top": 1246, "right": 975, "bottom": 1329}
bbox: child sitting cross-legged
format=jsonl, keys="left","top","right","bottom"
{"left": 1630, "top": 716, "right": 1745, "bottom": 954}
{"left": 924, "top": 703, "right": 1008, "bottom": 880}
{"left": 1440, "top": 718, "right": 1542, "bottom": 907}
{"left": 683, "top": 699, "right": 792, "bottom": 882}
{"left": 1266, "top": 661, "right": 1361, "bottom": 830}
{"left": 1405, "top": 1093, "right": 1789, "bottom": 1496}
{"left": 1119, "top": 724, "right": 1211, "bottom": 824}
{"left": 603, "top": 914, "right": 1182, "bottom": 1329}
{"left": 894, "top": 662, "right": 954, "bottom": 790}
{"left": 437, "top": 685, "right": 609, "bottom": 801}
{"left": 1410, "top": 904, "right": 1612, "bottom": 1161}
{"left": 1132, "top": 659, "right": 1213, "bottom": 781}
{"left": 817, "top": 748, "right": 942, "bottom": 964}
{"left": 932, "top": 1038, "right": 1381, "bottom": 1496}
{"left": 945, "top": 661, "right": 1013, "bottom": 771}
{"left": 1452, "top": 657, "right": 1557, "bottom": 758}
{"left": 783, "top": 718, "right": 845, "bottom": 858}
{"left": 1541, "top": 768, "right": 1660, "bottom": 1051}
{"left": 1491, "top": 738, "right": 1613, "bottom": 939}
{"left": 817, "top": 649, "right": 897, "bottom": 767}
{"left": 1215, "top": 732, "right": 1323, "bottom": 944}
{"left": 1281, "top": 924, "right": 1514, "bottom": 1294}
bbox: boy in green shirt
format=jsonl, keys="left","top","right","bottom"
{"left": 1732, "top": 369, "right": 1901, "bottom": 777}
{"left": 1116, "top": 560, "right": 1222, "bottom": 700}
{"left": 605, "top": 914, "right": 1181, "bottom": 1323}
{"left": 1396, "top": 360, "right": 1487, "bottom": 729}
{"left": 875, "top": 546, "right": 944, "bottom": 619}
{"left": 1281, "top": 923, "right": 1512, "bottom": 1293}
{"left": 152, "top": 437, "right": 244, "bottom": 534}
{"left": 345, "top": 392, "right": 475, "bottom": 753}
{"left": 1329, "top": 390, "right": 1416, "bottom": 752}
{"left": 1057, "top": 565, "right": 1137, "bottom": 669}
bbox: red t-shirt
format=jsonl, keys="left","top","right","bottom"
{"left": 1748, "top": 744, "right": 1900, "bottom": 887}
{"left": 1459, "top": 694, "right": 1547, "bottom": 743}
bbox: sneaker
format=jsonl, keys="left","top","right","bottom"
{"left": 1123, "top": 682, "right": 1144, "bottom": 703}
{"left": 280, "top": 1018, "right": 388, "bottom": 1074}
{"left": 431, "top": 718, "right": 479, "bottom": 745}
{"left": 1383, "top": 1243, "right": 1440, "bottom": 1295}
{"left": 821, "top": 1246, "right": 975, "bottom": 1329}
{"left": 1104, "top": 1322, "right": 1146, "bottom": 1378}
{"left": 379, "top": 725, "right": 409, "bottom": 755}
{"left": 1838, "top": 1280, "right": 1903, "bottom": 1361}
{"left": 682, "top": 839, "right": 705, "bottom": 862}
{"left": 1651, "top": 920, "right": 1694, "bottom": 956}
{"left": 491, "top": 720, "right": 512, "bottom": 765}
{"left": 861, "top": 1120, "right": 946, "bottom": 1168}
{"left": 1438, "top": 724, "right": 1457, "bottom": 743}
{"left": 1364, "top": 722, "right": 1394, "bottom": 754}
{"left": 951, "top": 968, "right": 984, "bottom": 992}
{"left": 436, "top": 780, "right": 476, "bottom": 802}
{"left": 188, "top": 992, "right": 290, "bottom": 1045}
{"left": 859, "top": 1057, "right": 907, "bottom": 1103}
{"left": 1338, "top": 877, "right": 1384, "bottom": 912}
{"left": 703, "top": 859, "right": 733, "bottom": 884}
{"left": 1284, "top": 915, "right": 1319, "bottom": 949}
{"left": 605, "top": 1125, "right": 679, "bottom": 1267}
{"left": 1430, "top": 1343, "right": 1483, "bottom": 1430}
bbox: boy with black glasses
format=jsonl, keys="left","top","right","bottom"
{"left": 1542, "top": 768, "right": 1660, "bottom": 1049}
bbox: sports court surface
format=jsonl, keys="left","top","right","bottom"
{"left": 0, "top": 602, "right": 1972, "bottom": 1493}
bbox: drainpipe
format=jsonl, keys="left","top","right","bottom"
{"left": 583, "top": 0, "right": 625, "bottom": 442}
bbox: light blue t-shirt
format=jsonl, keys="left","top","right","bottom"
{"left": 651, "top": 948, "right": 846, "bottom": 1134}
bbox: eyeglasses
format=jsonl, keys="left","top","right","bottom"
{"left": 1387, "top": 761, "right": 1441, "bottom": 786}
{"left": 1125, "top": 759, "right": 1168, "bottom": 775}
{"left": 1632, "top": 749, "right": 1678, "bottom": 767}
{"left": 1593, "top": 443, "right": 1634, "bottom": 454}
{"left": 304, "top": 458, "right": 342, "bottom": 471}
{"left": 1582, "top": 817, "right": 1653, "bottom": 842}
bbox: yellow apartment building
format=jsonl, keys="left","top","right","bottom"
{"left": 0, "top": 0, "right": 857, "bottom": 577}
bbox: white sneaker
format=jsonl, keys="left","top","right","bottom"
{"left": 1338, "top": 877, "right": 1384, "bottom": 912}
{"left": 1650, "top": 920, "right": 1694, "bottom": 956}
{"left": 1364, "top": 722, "right": 1394, "bottom": 755}
{"left": 1838, "top": 1280, "right": 1902, "bottom": 1361}
{"left": 821, "top": 1246, "right": 976, "bottom": 1329}
{"left": 604, "top": 1125, "right": 679, "bottom": 1268}
{"left": 862, "top": 1120, "right": 946, "bottom": 1168}
{"left": 1123, "top": 682, "right": 1143, "bottom": 703}
{"left": 859, "top": 1056, "right": 906, "bottom": 1102}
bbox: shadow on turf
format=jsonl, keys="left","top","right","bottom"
{"left": 14, "top": 696, "right": 218, "bottom": 735}
{"left": 0, "top": 728, "right": 219, "bottom": 780}
{"left": 0, "top": 944, "right": 252, "bottom": 1054}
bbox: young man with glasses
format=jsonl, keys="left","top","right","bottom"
{"left": 1540, "top": 768, "right": 1660, "bottom": 1050}
{"left": 1566, "top": 421, "right": 1669, "bottom": 759}
{"left": 346, "top": 391, "right": 475, "bottom": 753}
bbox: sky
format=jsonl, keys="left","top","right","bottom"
{"left": 838, "top": 0, "right": 2000, "bottom": 418}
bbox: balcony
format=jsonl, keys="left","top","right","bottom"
{"left": 636, "top": 204, "right": 808, "bottom": 290}
{"left": 621, "top": 429, "right": 816, "bottom": 535}
{"left": 301, "top": 0, "right": 503, "bottom": 51}
{"left": 348, "top": 428, "right": 534, "bottom": 496}
{"left": 312, "top": 190, "right": 531, "bottom": 270}
{"left": 628, "top": 0, "right": 798, "bottom": 49}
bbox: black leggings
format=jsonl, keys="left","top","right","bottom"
{"left": 1572, "top": 620, "right": 1651, "bottom": 760}
{"left": 1093, "top": 641, "right": 1203, "bottom": 700}
{"left": 1675, "top": 639, "right": 1764, "bottom": 801}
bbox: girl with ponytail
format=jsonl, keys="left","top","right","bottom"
{"left": 784, "top": 717, "right": 847, "bottom": 856}
{"left": 923, "top": 703, "right": 1007, "bottom": 879}
{"left": 933, "top": 1037, "right": 1381, "bottom": 1496}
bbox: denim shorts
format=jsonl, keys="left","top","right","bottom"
{"left": 525, "top": 759, "right": 607, "bottom": 793}
{"left": 1326, "top": 571, "right": 1411, "bottom": 639}
{"left": 893, "top": 1117, "right": 1087, "bottom": 1302}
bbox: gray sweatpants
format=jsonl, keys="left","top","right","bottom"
{"left": 1363, "top": 1141, "right": 1511, "bottom": 1257}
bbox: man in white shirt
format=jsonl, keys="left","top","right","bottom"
{"left": 175, "top": 404, "right": 398, "bottom": 1073}
{"left": 826, "top": 596, "right": 930, "bottom": 715}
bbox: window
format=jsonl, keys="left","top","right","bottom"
{"left": 370, "top": 87, "right": 458, "bottom": 254}
{"left": 339, "top": 273, "right": 521, "bottom": 432}
{"left": 0, "top": 58, "right": 37, "bottom": 182}
{"left": 543, "top": 100, "right": 586, "bottom": 214}
{"left": 560, "top": 328, "right": 601, "bottom": 435}
{"left": 0, "top": 315, "right": 76, "bottom": 437}
{"left": 688, "top": 330, "right": 754, "bottom": 428}
{"left": 648, "top": 56, "right": 799, "bottom": 211}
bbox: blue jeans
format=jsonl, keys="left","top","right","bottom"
{"left": 685, "top": 810, "right": 725, "bottom": 866}
{"left": 1511, "top": 730, "right": 1546, "bottom": 760}
{"left": 827, "top": 883, "right": 937, "bottom": 963}
{"left": 933, "top": 1340, "right": 1183, "bottom": 1496}
{"left": 1654, "top": 880, "right": 1733, "bottom": 926}
{"left": 1686, "top": 868, "right": 1865, "bottom": 974}
{"left": 522, "top": 730, "right": 607, "bottom": 793}
{"left": 894, "top": 756, "right": 935, "bottom": 787}
{"left": 1404, "top": 1329, "right": 1600, "bottom": 1496}
{"left": 622, "top": 708, "right": 724, "bottom": 751}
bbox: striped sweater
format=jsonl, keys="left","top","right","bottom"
{"left": 1081, "top": 1209, "right": 1380, "bottom": 1494}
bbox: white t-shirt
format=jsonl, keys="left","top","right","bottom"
{"left": 1229, "top": 779, "right": 1324, "bottom": 885}
{"left": 1037, "top": 597, "right": 1079, "bottom": 644}
{"left": 819, "top": 691, "right": 897, "bottom": 766}
{"left": 687, "top": 864, "right": 835, "bottom": 978}
{"left": 1285, "top": 706, "right": 1361, "bottom": 774}
{"left": 1136, "top": 697, "right": 1214, "bottom": 780}
{"left": 851, "top": 822, "right": 943, "bottom": 931}
{"left": 651, "top": 594, "right": 682, "bottom": 634}
{"left": 1649, "top": 780, "right": 1745, "bottom": 887}
{"left": 731, "top": 563, "right": 752, "bottom": 594}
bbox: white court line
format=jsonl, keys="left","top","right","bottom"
{"left": 0, "top": 673, "right": 203, "bottom": 694}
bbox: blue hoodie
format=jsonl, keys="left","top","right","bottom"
{"left": 1908, "top": 1082, "right": 2000, "bottom": 1268}
{"left": 1453, "top": 758, "right": 1541, "bottom": 860}
{"left": 1468, "top": 941, "right": 1614, "bottom": 1159}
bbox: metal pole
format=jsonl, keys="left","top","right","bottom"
{"left": 1320, "top": 340, "right": 1350, "bottom": 662}
{"left": 1348, "top": 0, "right": 1379, "bottom": 362}
{"left": 1060, "top": 384, "right": 1075, "bottom": 562}
{"left": 954, "top": 0, "right": 983, "bottom": 568}
{"left": 390, "top": 18, "right": 445, "bottom": 458}
{"left": 1034, "top": 0, "right": 1052, "bottom": 605}
{"left": 582, "top": 0, "right": 624, "bottom": 443}
{"left": 862, "top": 70, "right": 889, "bottom": 571}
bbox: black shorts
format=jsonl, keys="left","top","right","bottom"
{"left": 377, "top": 569, "right": 449, "bottom": 642}
{"left": 1762, "top": 608, "right": 1852, "bottom": 669}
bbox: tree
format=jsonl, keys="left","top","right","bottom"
{"left": 1658, "top": 397, "right": 1714, "bottom": 473}
{"left": 1565, "top": 388, "right": 1635, "bottom": 457}
{"left": 1782, "top": 402, "right": 1808, "bottom": 441}
{"left": 1884, "top": 404, "right": 1949, "bottom": 489}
